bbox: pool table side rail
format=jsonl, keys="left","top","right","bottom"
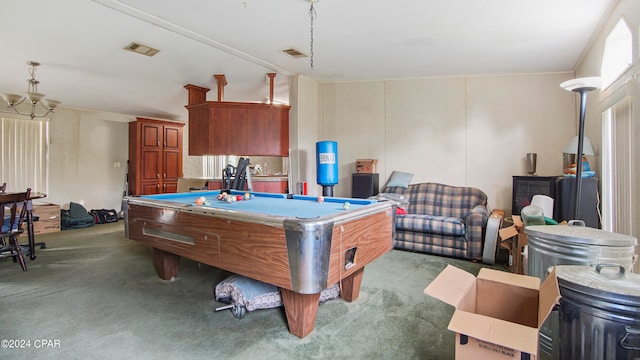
{"left": 124, "top": 195, "right": 392, "bottom": 228}
{"left": 125, "top": 203, "right": 293, "bottom": 287}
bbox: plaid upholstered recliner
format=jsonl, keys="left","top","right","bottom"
{"left": 382, "top": 182, "right": 489, "bottom": 261}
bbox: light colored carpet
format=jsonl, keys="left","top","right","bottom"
{"left": 1, "top": 222, "right": 504, "bottom": 360}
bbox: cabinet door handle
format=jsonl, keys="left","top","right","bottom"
{"left": 164, "top": 141, "right": 167, "bottom": 147}
{"left": 156, "top": 173, "right": 160, "bottom": 179}
{"left": 156, "top": 184, "right": 160, "bottom": 190}
{"left": 163, "top": 173, "right": 167, "bottom": 178}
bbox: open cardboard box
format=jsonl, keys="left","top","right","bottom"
{"left": 424, "top": 265, "right": 560, "bottom": 359}
{"left": 498, "top": 216, "right": 528, "bottom": 275}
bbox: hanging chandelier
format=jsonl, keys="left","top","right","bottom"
{"left": 1, "top": 61, "right": 60, "bottom": 119}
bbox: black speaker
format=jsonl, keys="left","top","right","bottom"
{"left": 352, "top": 173, "right": 379, "bottom": 199}
{"left": 554, "top": 177, "right": 600, "bottom": 227}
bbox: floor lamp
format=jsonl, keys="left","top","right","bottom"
{"left": 559, "top": 77, "right": 601, "bottom": 221}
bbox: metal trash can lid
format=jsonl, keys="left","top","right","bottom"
{"left": 525, "top": 224, "right": 637, "bottom": 247}
{"left": 554, "top": 264, "right": 640, "bottom": 300}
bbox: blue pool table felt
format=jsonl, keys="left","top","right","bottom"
{"left": 142, "top": 191, "right": 377, "bottom": 219}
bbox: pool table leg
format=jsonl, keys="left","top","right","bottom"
{"left": 280, "top": 289, "right": 321, "bottom": 338}
{"left": 279, "top": 267, "right": 366, "bottom": 338}
{"left": 339, "top": 267, "right": 365, "bottom": 302}
{"left": 152, "top": 248, "right": 180, "bottom": 281}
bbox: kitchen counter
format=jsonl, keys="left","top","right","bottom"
{"left": 250, "top": 175, "right": 288, "bottom": 181}
{"left": 206, "top": 176, "right": 289, "bottom": 193}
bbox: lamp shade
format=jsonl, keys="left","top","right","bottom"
{"left": 1, "top": 93, "right": 22, "bottom": 105}
{"left": 563, "top": 136, "right": 595, "bottom": 155}
{"left": 559, "top": 77, "right": 602, "bottom": 92}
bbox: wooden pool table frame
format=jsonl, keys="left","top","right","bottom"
{"left": 124, "top": 195, "right": 394, "bottom": 338}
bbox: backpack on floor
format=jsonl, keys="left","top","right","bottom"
{"left": 90, "top": 209, "right": 118, "bottom": 224}
{"left": 61, "top": 202, "right": 95, "bottom": 230}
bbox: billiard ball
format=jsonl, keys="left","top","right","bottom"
{"left": 317, "top": 196, "right": 324, "bottom": 203}
{"left": 343, "top": 202, "right": 350, "bottom": 210}
{"left": 217, "top": 193, "right": 225, "bottom": 200}
{"left": 236, "top": 195, "right": 243, "bottom": 201}
{"left": 244, "top": 192, "right": 251, "bottom": 200}
{"left": 226, "top": 195, "right": 233, "bottom": 202}
{"left": 195, "top": 198, "right": 203, "bottom": 206}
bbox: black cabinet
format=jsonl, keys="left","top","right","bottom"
{"left": 352, "top": 173, "right": 379, "bottom": 199}
{"left": 554, "top": 177, "right": 600, "bottom": 228}
{"left": 512, "top": 175, "right": 600, "bottom": 228}
{"left": 512, "top": 176, "right": 558, "bottom": 216}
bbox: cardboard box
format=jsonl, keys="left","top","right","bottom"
{"left": 356, "top": 159, "right": 378, "bottom": 173}
{"left": 499, "top": 215, "right": 528, "bottom": 274}
{"left": 424, "top": 265, "right": 560, "bottom": 360}
{"left": 499, "top": 226, "right": 527, "bottom": 274}
{"left": 24, "top": 203, "right": 61, "bottom": 235}
{"left": 33, "top": 203, "right": 60, "bottom": 221}
{"left": 32, "top": 218, "right": 61, "bottom": 235}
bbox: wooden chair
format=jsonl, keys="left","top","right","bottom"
{"left": 0, "top": 189, "right": 31, "bottom": 271}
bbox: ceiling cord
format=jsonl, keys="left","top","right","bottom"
{"left": 309, "top": 0, "right": 318, "bottom": 69}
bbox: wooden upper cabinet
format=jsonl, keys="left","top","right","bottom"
{"left": 129, "top": 118, "right": 185, "bottom": 195}
{"left": 184, "top": 84, "right": 290, "bottom": 156}
{"left": 163, "top": 126, "right": 181, "bottom": 150}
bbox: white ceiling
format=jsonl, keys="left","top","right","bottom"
{"left": 0, "top": 0, "right": 614, "bottom": 121}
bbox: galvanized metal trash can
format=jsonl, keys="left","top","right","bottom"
{"left": 555, "top": 264, "right": 640, "bottom": 360}
{"left": 525, "top": 222, "right": 638, "bottom": 358}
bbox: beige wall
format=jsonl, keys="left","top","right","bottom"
{"left": 47, "top": 108, "right": 201, "bottom": 211}
{"left": 47, "top": 108, "right": 132, "bottom": 211}
{"left": 181, "top": 121, "right": 203, "bottom": 178}
{"left": 42, "top": 74, "right": 589, "bottom": 217}
{"left": 289, "top": 75, "right": 321, "bottom": 195}
{"left": 301, "top": 73, "right": 576, "bottom": 212}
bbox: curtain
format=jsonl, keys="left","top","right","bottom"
{"left": 202, "top": 155, "right": 222, "bottom": 178}
{"left": 202, "top": 155, "right": 237, "bottom": 178}
{"left": 0, "top": 117, "right": 49, "bottom": 193}
{"left": 601, "top": 96, "right": 633, "bottom": 234}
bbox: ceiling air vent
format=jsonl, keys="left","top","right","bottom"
{"left": 124, "top": 42, "right": 160, "bottom": 57}
{"left": 281, "top": 48, "right": 308, "bottom": 58}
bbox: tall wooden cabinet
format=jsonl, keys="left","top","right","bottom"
{"left": 129, "top": 118, "right": 185, "bottom": 195}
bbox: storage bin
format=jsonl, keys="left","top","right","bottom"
{"left": 555, "top": 264, "right": 640, "bottom": 360}
{"left": 525, "top": 222, "right": 637, "bottom": 358}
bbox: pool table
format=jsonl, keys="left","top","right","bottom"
{"left": 123, "top": 190, "right": 395, "bottom": 338}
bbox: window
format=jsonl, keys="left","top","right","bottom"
{"left": 600, "top": 19, "right": 632, "bottom": 89}
{"left": 202, "top": 155, "right": 237, "bottom": 178}
{"left": 601, "top": 100, "right": 633, "bottom": 234}
{"left": 0, "top": 117, "right": 49, "bottom": 193}
{"left": 599, "top": 17, "right": 637, "bottom": 235}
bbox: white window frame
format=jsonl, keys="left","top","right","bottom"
{"left": 600, "top": 18, "right": 633, "bottom": 90}
{"left": 599, "top": 17, "right": 638, "bottom": 236}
